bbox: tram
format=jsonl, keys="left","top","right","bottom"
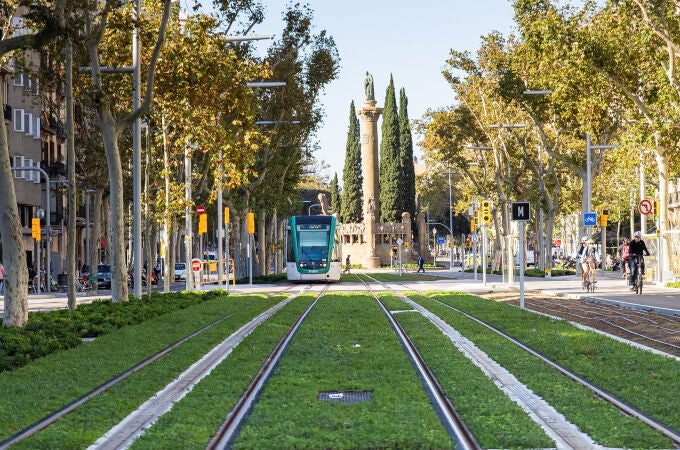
{"left": 286, "top": 215, "right": 342, "bottom": 281}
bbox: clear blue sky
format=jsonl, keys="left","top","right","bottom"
{"left": 253, "top": 1, "right": 517, "bottom": 181}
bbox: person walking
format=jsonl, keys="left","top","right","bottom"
{"left": 343, "top": 255, "right": 351, "bottom": 273}
{"left": 0, "top": 261, "right": 4, "bottom": 294}
{"left": 417, "top": 255, "right": 425, "bottom": 273}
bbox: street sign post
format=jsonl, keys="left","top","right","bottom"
{"left": 511, "top": 202, "right": 530, "bottom": 309}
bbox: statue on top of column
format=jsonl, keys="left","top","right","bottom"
{"left": 364, "top": 71, "right": 374, "bottom": 101}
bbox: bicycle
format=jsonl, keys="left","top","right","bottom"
{"left": 581, "top": 257, "right": 597, "bottom": 293}
{"left": 75, "top": 274, "right": 97, "bottom": 292}
{"left": 631, "top": 254, "right": 645, "bottom": 295}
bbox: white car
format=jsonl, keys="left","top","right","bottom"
{"left": 174, "top": 262, "right": 187, "bottom": 281}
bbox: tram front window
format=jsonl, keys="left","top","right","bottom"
{"left": 298, "top": 230, "right": 329, "bottom": 269}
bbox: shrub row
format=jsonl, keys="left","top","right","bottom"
{"left": 0, "top": 290, "right": 226, "bottom": 372}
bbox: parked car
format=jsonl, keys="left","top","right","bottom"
{"left": 175, "top": 262, "right": 186, "bottom": 281}
{"left": 97, "top": 264, "right": 112, "bottom": 289}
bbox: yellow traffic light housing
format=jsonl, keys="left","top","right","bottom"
{"left": 653, "top": 201, "right": 660, "bottom": 221}
{"left": 198, "top": 214, "right": 207, "bottom": 234}
{"left": 247, "top": 212, "right": 255, "bottom": 234}
{"left": 600, "top": 209, "right": 609, "bottom": 227}
{"left": 32, "top": 218, "right": 41, "bottom": 241}
{"left": 481, "top": 199, "right": 492, "bottom": 224}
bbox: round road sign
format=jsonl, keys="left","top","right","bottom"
{"left": 196, "top": 205, "right": 206, "bottom": 215}
{"left": 638, "top": 199, "right": 652, "bottom": 215}
{"left": 191, "top": 258, "right": 202, "bottom": 272}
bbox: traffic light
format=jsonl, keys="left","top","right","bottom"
{"left": 247, "top": 212, "right": 255, "bottom": 234}
{"left": 198, "top": 214, "right": 207, "bottom": 234}
{"left": 600, "top": 209, "right": 609, "bottom": 227}
{"left": 404, "top": 241, "right": 409, "bottom": 249}
{"left": 653, "top": 201, "right": 660, "bottom": 221}
{"left": 224, "top": 207, "right": 230, "bottom": 224}
{"left": 481, "top": 199, "right": 492, "bottom": 225}
{"left": 470, "top": 218, "right": 475, "bottom": 232}
{"left": 32, "top": 218, "right": 41, "bottom": 241}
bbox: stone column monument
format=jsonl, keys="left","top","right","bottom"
{"left": 357, "top": 72, "right": 382, "bottom": 269}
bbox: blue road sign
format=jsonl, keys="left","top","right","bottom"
{"left": 584, "top": 212, "right": 597, "bottom": 226}
{"left": 437, "top": 236, "right": 445, "bottom": 244}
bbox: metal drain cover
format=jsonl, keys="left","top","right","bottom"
{"left": 317, "top": 390, "right": 373, "bottom": 403}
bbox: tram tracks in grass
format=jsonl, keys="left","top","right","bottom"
{"left": 489, "top": 292, "right": 680, "bottom": 357}
{"left": 0, "top": 292, "right": 299, "bottom": 450}
{"left": 205, "top": 284, "right": 330, "bottom": 449}
{"left": 356, "top": 277, "right": 482, "bottom": 450}
{"left": 360, "top": 274, "right": 680, "bottom": 448}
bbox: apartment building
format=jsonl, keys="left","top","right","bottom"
{"left": 6, "top": 48, "right": 67, "bottom": 277}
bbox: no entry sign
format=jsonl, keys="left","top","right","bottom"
{"left": 196, "top": 205, "right": 206, "bottom": 215}
{"left": 191, "top": 258, "right": 202, "bottom": 272}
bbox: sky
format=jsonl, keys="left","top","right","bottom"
{"left": 251, "top": 1, "right": 517, "bottom": 181}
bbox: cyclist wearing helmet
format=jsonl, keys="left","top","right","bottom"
{"left": 628, "top": 231, "right": 650, "bottom": 290}
{"left": 581, "top": 239, "right": 600, "bottom": 284}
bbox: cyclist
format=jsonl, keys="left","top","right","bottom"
{"left": 628, "top": 231, "right": 650, "bottom": 290}
{"left": 581, "top": 239, "right": 600, "bottom": 285}
{"left": 618, "top": 237, "right": 630, "bottom": 279}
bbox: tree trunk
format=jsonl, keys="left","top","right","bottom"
{"left": 0, "top": 81, "right": 28, "bottom": 327}
{"left": 100, "top": 114, "right": 128, "bottom": 302}
{"left": 258, "top": 209, "right": 266, "bottom": 276}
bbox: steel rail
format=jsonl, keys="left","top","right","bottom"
{"left": 424, "top": 293, "right": 680, "bottom": 446}
{"left": 206, "top": 285, "right": 329, "bottom": 449}
{"left": 359, "top": 276, "right": 481, "bottom": 450}
{"left": 0, "top": 296, "right": 281, "bottom": 450}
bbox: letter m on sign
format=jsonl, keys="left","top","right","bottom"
{"left": 511, "top": 202, "right": 530, "bottom": 221}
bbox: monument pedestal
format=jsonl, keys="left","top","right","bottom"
{"left": 365, "top": 256, "right": 381, "bottom": 269}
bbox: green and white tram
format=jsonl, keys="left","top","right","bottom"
{"left": 286, "top": 215, "right": 342, "bottom": 281}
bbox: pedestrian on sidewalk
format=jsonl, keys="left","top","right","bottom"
{"left": 343, "top": 255, "right": 351, "bottom": 273}
{"left": 417, "top": 255, "right": 425, "bottom": 273}
{"left": 0, "top": 261, "right": 4, "bottom": 294}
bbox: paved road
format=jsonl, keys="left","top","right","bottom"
{"left": 3, "top": 270, "right": 679, "bottom": 317}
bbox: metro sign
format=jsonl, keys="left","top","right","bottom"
{"left": 511, "top": 202, "right": 530, "bottom": 221}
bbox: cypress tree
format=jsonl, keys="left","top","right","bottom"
{"left": 379, "top": 74, "right": 401, "bottom": 223}
{"left": 341, "top": 101, "right": 363, "bottom": 223}
{"left": 399, "top": 87, "right": 416, "bottom": 220}
{"left": 330, "top": 172, "right": 340, "bottom": 215}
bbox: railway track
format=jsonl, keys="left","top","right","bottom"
{"left": 0, "top": 291, "right": 300, "bottom": 450}
{"left": 5, "top": 279, "right": 680, "bottom": 448}
{"left": 206, "top": 285, "right": 329, "bottom": 449}
{"left": 359, "top": 274, "right": 680, "bottom": 448}
{"left": 358, "top": 277, "right": 481, "bottom": 450}
{"left": 489, "top": 292, "right": 680, "bottom": 357}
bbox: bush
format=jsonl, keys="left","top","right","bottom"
{"left": 0, "top": 290, "right": 225, "bottom": 372}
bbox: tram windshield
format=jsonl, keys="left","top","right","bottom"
{"left": 296, "top": 224, "right": 330, "bottom": 269}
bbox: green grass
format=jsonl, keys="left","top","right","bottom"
{"left": 379, "top": 293, "right": 554, "bottom": 449}
{"left": 1, "top": 294, "right": 283, "bottom": 449}
{"left": 229, "top": 293, "right": 454, "bottom": 449}
{"left": 411, "top": 292, "right": 675, "bottom": 448}
{"left": 130, "top": 294, "right": 318, "bottom": 449}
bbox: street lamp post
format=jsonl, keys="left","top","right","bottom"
{"left": 585, "top": 134, "right": 619, "bottom": 278}
{"left": 85, "top": 189, "right": 96, "bottom": 272}
{"left": 443, "top": 170, "right": 461, "bottom": 271}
